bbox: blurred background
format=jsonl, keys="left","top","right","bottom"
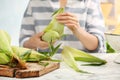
{"left": 0, "top": 0, "right": 29, "bottom": 46}
{"left": 101, "top": 0, "right": 120, "bottom": 33}
{"left": 101, "top": 0, "right": 120, "bottom": 52}
{"left": 0, "top": 0, "right": 120, "bottom": 47}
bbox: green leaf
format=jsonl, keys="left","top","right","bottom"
{"left": 49, "top": 43, "right": 61, "bottom": 57}
{"left": 39, "top": 51, "right": 49, "bottom": 57}
{"left": 74, "top": 57, "right": 107, "bottom": 65}
{"left": 52, "top": 43, "right": 61, "bottom": 55}
{"left": 106, "top": 42, "right": 116, "bottom": 53}
{"left": 52, "top": 8, "right": 64, "bottom": 16}
{"left": 38, "top": 61, "right": 49, "bottom": 67}
{"left": 20, "top": 50, "right": 32, "bottom": 61}
{"left": 52, "top": 8, "right": 60, "bottom": 16}
{"left": 61, "top": 46, "right": 107, "bottom": 73}
{"left": 50, "top": 59, "right": 61, "bottom": 62}
{"left": 81, "top": 63, "right": 105, "bottom": 66}
{"left": 62, "top": 46, "right": 89, "bottom": 73}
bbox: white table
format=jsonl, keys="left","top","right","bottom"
{"left": 0, "top": 53, "right": 120, "bottom": 80}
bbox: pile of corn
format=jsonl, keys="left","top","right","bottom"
{"left": 0, "top": 30, "right": 47, "bottom": 69}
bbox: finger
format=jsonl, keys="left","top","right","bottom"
{"left": 56, "top": 12, "right": 79, "bottom": 23}
{"left": 56, "top": 16, "right": 78, "bottom": 23}
{"left": 58, "top": 19, "right": 78, "bottom": 25}
{"left": 65, "top": 23, "right": 75, "bottom": 30}
{"left": 66, "top": 23, "right": 76, "bottom": 27}
{"left": 57, "top": 12, "right": 75, "bottom": 17}
{"left": 65, "top": 23, "right": 79, "bottom": 31}
{"left": 36, "top": 32, "right": 44, "bottom": 37}
{"left": 38, "top": 41, "right": 49, "bottom": 49}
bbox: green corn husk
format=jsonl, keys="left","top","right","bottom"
{"left": 11, "top": 46, "right": 47, "bottom": 62}
{"left": 0, "top": 30, "right": 26, "bottom": 69}
{"left": 62, "top": 46, "right": 89, "bottom": 73}
{"left": 3, "top": 30, "right": 11, "bottom": 44}
{"left": 106, "top": 42, "right": 116, "bottom": 53}
{"left": 62, "top": 46, "right": 107, "bottom": 73}
{"left": 0, "top": 53, "right": 10, "bottom": 64}
{"left": 42, "top": 30, "right": 60, "bottom": 43}
{"left": 65, "top": 46, "right": 107, "bottom": 65}
{"left": 42, "top": 8, "right": 64, "bottom": 43}
{"left": 0, "top": 30, "right": 13, "bottom": 57}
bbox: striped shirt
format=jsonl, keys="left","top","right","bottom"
{"left": 19, "top": 0, "right": 106, "bottom": 53}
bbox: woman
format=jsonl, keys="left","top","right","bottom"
{"left": 19, "top": 0, "right": 106, "bottom": 53}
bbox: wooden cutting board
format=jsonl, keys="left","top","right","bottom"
{"left": 0, "top": 61, "right": 60, "bottom": 78}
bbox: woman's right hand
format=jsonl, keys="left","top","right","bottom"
{"left": 23, "top": 32, "right": 49, "bottom": 50}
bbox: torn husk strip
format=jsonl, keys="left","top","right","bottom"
{"left": 62, "top": 46, "right": 89, "bottom": 73}
{"left": 65, "top": 46, "right": 107, "bottom": 65}
{"left": 62, "top": 46, "right": 107, "bottom": 73}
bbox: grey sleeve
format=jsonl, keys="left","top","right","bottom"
{"left": 86, "top": 0, "right": 106, "bottom": 53}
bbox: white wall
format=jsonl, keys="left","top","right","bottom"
{"left": 0, "top": 0, "right": 29, "bottom": 46}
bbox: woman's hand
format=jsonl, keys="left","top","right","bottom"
{"left": 56, "top": 12, "right": 99, "bottom": 51}
{"left": 56, "top": 12, "right": 80, "bottom": 32}
{"left": 23, "top": 32, "right": 49, "bottom": 50}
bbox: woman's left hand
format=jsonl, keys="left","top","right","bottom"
{"left": 56, "top": 12, "right": 80, "bottom": 32}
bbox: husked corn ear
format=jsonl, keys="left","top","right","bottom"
{"left": 42, "top": 8, "right": 64, "bottom": 43}
{"left": 11, "top": 46, "right": 47, "bottom": 61}
{"left": 0, "top": 53, "right": 10, "bottom": 64}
